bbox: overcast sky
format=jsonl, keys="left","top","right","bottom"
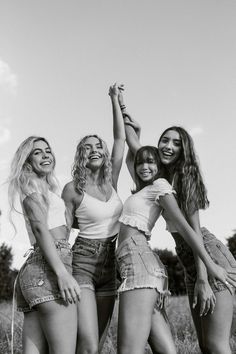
{"left": 0, "top": 0, "right": 236, "bottom": 269}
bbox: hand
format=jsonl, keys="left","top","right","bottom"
{"left": 208, "top": 263, "right": 236, "bottom": 295}
{"left": 124, "top": 113, "right": 141, "bottom": 138}
{"left": 57, "top": 271, "right": 81, "bottom": 304}
{"left": 192, "top": 279, "right": 216, "bottom": 316}
{"left": 109, "top": 82, "right": 123, "bottom": 99}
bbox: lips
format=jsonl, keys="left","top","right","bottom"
{"left": 41, "top": 161, "right": 52, "bottom": 166}
{"left": 89, "top": 154, "right": 102, "bottom": 160}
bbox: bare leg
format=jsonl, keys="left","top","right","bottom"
{"left": 22, "top": 311, "right": 48, "bottom": 354}
{"left": 37, "top": 300, "right": 77, "bottom": 354}
{"left": 97, "top": 295, "right": 116, "bottom": 353}
{"left": 149, "top": 307, "right": 176, "bottom": 354}
{"left": 76, "top": 288, "right": 99, "bottom": 354}
{"left": 190, "top": 290, "right": 234, "bottom": 354}
{"left": 118, "top": 289, "right": 167, "bottom": 354}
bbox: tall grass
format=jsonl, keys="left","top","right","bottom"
{"left": 1, "top": 296, "right": 236, "bottom": 354}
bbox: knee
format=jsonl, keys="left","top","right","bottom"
{"left": 77, "top": 339, "right": 99, "bottom": 354}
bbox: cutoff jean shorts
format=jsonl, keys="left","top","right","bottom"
{"left": 174, "top": 227, "right": 236, "bottom": 296}
{"left": 72, "top": 235, "right": 117, "bottom": 297}
{"left": 116, "top": 233, "right": 169, "bottom": 308}
{"left": 16, "top": 239, "right": 72, "bottom": 312}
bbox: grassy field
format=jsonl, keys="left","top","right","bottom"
{"left": 1, "top": 296, "right": 236, "bottom": 354}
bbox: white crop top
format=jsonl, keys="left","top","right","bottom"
{"left": 22, "top": 190, "right": 67, "bottom": 245}
{"left": 119, "top": 178, "right": 176, "bottom": 239}
{"left": 74, "top": 187, "right": 123, "bottom": 239}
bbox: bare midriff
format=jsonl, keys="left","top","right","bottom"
{"left": 118, "top": 223, "right": 146, "bottom": 246}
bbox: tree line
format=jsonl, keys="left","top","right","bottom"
{"left": 1, "top": 231, "right": 236, "bottom": 300}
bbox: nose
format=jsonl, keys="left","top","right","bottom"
{"left": 165, "top": 140, "right": 173, "bottom": 150}
{"left": 42, "top": 151, "right": 49, "bottom": 159}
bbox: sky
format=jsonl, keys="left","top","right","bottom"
{"left": 0, "top": 0, "right": 236, "bottom": 269}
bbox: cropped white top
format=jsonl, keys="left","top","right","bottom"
{"left": 22, "top": 190, "right": 67, "bottom": 245}
{"left": 74, "top": 187, "right": 123, "bottom": 239}
{"left": 119, "top": 178, "right": 176, "bottom": 239}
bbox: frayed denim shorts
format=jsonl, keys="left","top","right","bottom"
{"left": 16, "top": 239, "right": 72, "bottom": 312}
{"left": 174, "top": 227, "right": 236, "bottom": 296}
{"left": 72, "top": 235, "right": 117, "bottom": 297}
{"left": 116, "top": 233, "right": 169, "bottom": 307}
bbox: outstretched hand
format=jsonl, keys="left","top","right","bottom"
{"left": 109, "top": 82, "right": 124, "bottom": 99}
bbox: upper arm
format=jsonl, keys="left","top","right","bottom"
{"left": 23, "top": 194, "right": 48, "bottom": 234}
{"left": 187, "top": 210, "right": 202, "bottom": 235}
{"left": 159, "top": 194, "right": 193, "bottom": 233}
{"left": 126, "top": 149, "right": 135, "bottom": 182}
{"left": 111, "top": 139, "right": 125, "bottom": 190}
{"left": 61, "top": 183, "right": 78, "bottom": 228}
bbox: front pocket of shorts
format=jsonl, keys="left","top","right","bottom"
{"left": 205, "top": 241, "right": 236, "bottom": 269}
{"left": 20, "top": 259, "right": 45, "bottom": 290}
{"left": 73, "top": 244, "right": 97, "bottom": 257}
{"left": 139, "top": 250, "right": 161, "bottom": 276}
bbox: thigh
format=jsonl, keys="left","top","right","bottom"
{"left": 118, "top": 289, "right": 158, "bottom": 354}
{"left": 201, "top": 290, "right": 234, "bottom": 346}
{"left": 149, "top": 308, "right": 176, "bottom": 354}
{"left": 76, "top": 288, "right": 99, "bottom": 353}
{"left": 22, "top": 312, "right": 48, "bottom": 354}
{"left": 37, "top": 300, "right": 77, "bottom": 354}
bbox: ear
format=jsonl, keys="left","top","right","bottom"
{"left": 24, "top": 162, "right": 33, "bottom": 173}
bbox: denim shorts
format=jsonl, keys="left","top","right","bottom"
{"left": 174, "top": 227, "right": 236, "bottom": 295}
{"left": 72, "top": 235, "right": 117, "bottom": 297}
{"left": 16, "top": 239, "right": 72, "bottom": 312}
{"left": 116, "top": 233, "right": 169, "bottom": 307}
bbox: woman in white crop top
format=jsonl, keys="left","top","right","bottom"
{"left": 8, "top": 136, "right": 81, "bottom": 354}
{"left": 62, "top": 83, "right": 125, "bottom": 354}
{"left": 116, "top": 91, "right": 236, "bottom": 354}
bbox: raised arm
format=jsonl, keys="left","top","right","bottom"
{"left": 23, "top": 193, "right": 81, "bottom": 303}
{"left": 109, "top": 83, "right": 126, "bottom": 190}
{"left": 118, "top": 89, "right": 142, "bottom": 181}
{"left": 159, "top": 193, "right": 236, "bottom": 293}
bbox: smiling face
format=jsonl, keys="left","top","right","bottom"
{"left": 28, "top": 139, "right": 54, "bottom": 177}
{"left": 134, "top": 147, "right": 159, "bottom": 186}
{"left": 84, "top": 136, "right": 104, "bottom": 170}
{"left": 158, "top": 129, "right": 182, "bottom": 166}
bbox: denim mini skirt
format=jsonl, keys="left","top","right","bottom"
{"left": 16, "top": 239, "right": 72, "bottom": 312}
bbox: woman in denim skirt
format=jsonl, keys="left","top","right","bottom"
{"left": 8, "top": 136, "right": 81, "bottom": 354}
{"left": 62, "top": 83, "right": 125, "bottom": 353}
{"left": 120, "top": 94, "right": 236, "bottom": 354}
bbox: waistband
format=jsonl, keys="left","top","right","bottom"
{"left": 75, "top": 234, "right": 118, "bottom": 246}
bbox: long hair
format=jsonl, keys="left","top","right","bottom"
{"left": 158, "top": 126, "right": 209, "bottom": 216}
{"left": 71, "top": 134, "right": 112, "bottom": 193}
{"left": 8, "top": 136, "right": 58, "bottom": 223}
{"left": 133, "top": 145, "right": 162, "bottom": 192}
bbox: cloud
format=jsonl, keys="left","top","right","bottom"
{"left": 0, "top": 58, "right": 18, "bottom": 94}
{"left": 0, "top": 126, "right": 11, "bottom": 145}
{"left": 189, "top": 126, "right": 204, "bottom": 137}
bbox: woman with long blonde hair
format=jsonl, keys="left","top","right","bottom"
{"left": 8, "top": 136, "right": 81, "bottom": 354}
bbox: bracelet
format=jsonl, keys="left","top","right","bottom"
{"left": 120, "top": 105, "right": 126, "bottom": 111}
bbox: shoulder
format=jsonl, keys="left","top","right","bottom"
{"left": 153, "top": 178, "right": 176, "bottom": 199}
{"left": 62, "top": 181, "right": 83, "bottom": 205}
{"left": 22, "top": 192, "right": 45, "bottom": 215}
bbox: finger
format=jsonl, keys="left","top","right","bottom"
{"left": 58, "top": 285, "right": 66, "bottom": 302}
{"left": 69, "top": 288, "right": 78, "bottom": 304}
{"left": 199, "top": 300, "right": 206, "bottom": 317}
{"left": 192, "top": 294, "right": 198, "bottom": 309}
{"left": 224, "top": 280, "right": 233, "bottom": 295}
{"left": 209, "top": 297, "right": 216, "bottom": 314}
{"left": 203, "top": 299, "right": 210, "bottom": 316}
{"left": 64, "top": 289, "right": 73, "bottom": 304}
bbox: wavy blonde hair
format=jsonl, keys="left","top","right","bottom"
{"left": 8, "top": 136, "right": 58, "bottom": 227}
{"left": 71, "top": 135, "right": 112, "bottom": 193}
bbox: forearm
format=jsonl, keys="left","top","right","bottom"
{"left": 111, "top": 96, "right": 125, "bottom": 141}
{"left": 33, "top": 224, "right": 68, "bottom": 276}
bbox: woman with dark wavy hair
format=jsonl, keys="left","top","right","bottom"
{"left": 119, "top": 91, "right": 236, "bottom": 354}
{"left": 62, "top": 83, "right": 125, "bottom": 354}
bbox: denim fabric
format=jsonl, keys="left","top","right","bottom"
{"left": 16, "top": 240, "right": 72, "bottom": 312}
{"left": 72, "top": 235, "right": 117, "bottom": 296}
{"left": 174, "top": 227, "right": 236, "bottom": 295}
{"left": 116, "top": 233, "right": 169, "bottom": 307}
